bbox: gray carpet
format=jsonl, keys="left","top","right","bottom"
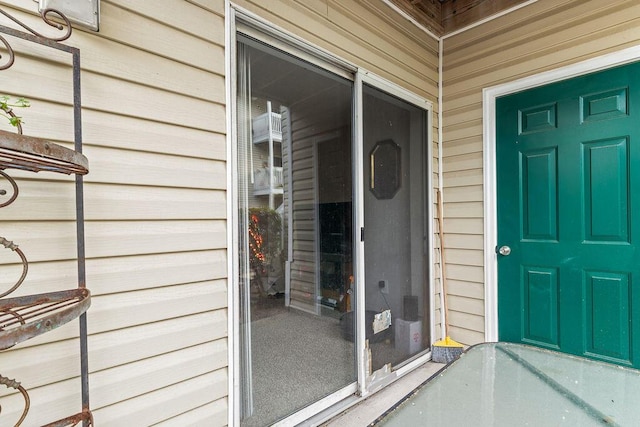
{"left": 244, "top": 309, "right": 355, "bottom": 426}
{"left": 242, "top": 308, "right": 411, "bottom": 426}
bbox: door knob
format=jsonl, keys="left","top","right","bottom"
{"left": 498, "top": 245, "right": 511, "bottom": 256}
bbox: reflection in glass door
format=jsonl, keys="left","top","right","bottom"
{"left": 362, "top": 84, "right": 430, "bottom": 374}
{"left": 236, "top": 36, "right": 355, "bottom": 426}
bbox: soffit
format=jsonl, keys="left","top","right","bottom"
{"left": 388, "top": 0, "right": 532, "bottom": 36}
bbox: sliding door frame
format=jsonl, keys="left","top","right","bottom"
{"left": 227, "top": 3, "right": 435, "bottom": 425}
{"left": 356, "top": 71, "right": 435, "bottom": 397}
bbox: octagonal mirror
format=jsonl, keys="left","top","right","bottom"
{"left": 369, "top": 139, "right": 401, "bottom": 200}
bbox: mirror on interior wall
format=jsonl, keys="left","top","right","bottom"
{"left": 370, "top": 138, "right": 401, "bottom": 200}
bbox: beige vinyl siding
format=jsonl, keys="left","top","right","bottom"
{"left": 288, "top": 116, "right": 318, "bottom": 312}
{"left": 289, "top": 119, "right": 350, "bottom": 312}
{"left": 0, "top": 1, "right": 226, "bottom": 425}
{"left": 442, "top": 0, "right": 640, "bottom": 345}
{"left": 235, "top": 0, "right": 438, "bottom": 101}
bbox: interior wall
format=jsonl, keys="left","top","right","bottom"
{"left": 363, "top": 97, "right": 412, "bottom": 320}
{"left": 441, "top": 0, "right": 640, "bottom": 345}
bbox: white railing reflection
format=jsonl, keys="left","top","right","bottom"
{"left": 254, "top": 166, "right": 284, "bottom": 193}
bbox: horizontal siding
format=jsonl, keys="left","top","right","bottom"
{"left": 1, "top": 99, "right": 225, "bottom": 159}
{"left": 0, "top": 0, "right": 227, "bottom": 426}
{"left": 153, "top": 399, "right": 228, "bottom": 426}
{"left": 82, "top": 146, "right": 226, "bottom": 189}
{"left": 89, "top": 342, "right": 226, "bottom": 409}
{"left": 1, "top": 331, "right": 227, "bottom": 398}
{"left": 446, "top": 248, "right": 483, "bottom": 267}
{"left": 83, "top": 73, "right": 225, "bottom": 132}
{"left": 289, "top": 116, "right": 317, "bottom": 312}
{"left": 0, "top": 251, "right": 225, "bottom": 305}
{"left": 0, "top": 377, "right": 83, "bottom": 424}
{"left": 96, "top": 1, "right": 224, "bottom": 73}
{"left": 83, "top": 110, "right": 226, "bottom": 159}
{"left": 445, "top": 233, "right": 483, "bottom": 250}
{"left": 5, "top": 144, "right": 225, "bottom": 188}
{"left": 0, "top": 181, "right": 225, "bottom": 221}
{"left": 236, "top": 0, "right": 438, "bottom": 102}
{"left": 8, "top": 280, "right": 226, "bottom": 354}
{"left": 442, "top": 0, "right": 640, "bottom": 345}
{"left": 111, "top": 0, "right": 223, "bottom": 42}
{"left": 0, "top": 220, "right": 226, "bottom": 262}
{"left": 444, "top": 201, "right": 483, "bottom": 218}
{"left": 91, "top": 371, "right": 228, "bottom": 425}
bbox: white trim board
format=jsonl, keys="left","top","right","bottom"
{"left": 224, "top": 2, "right": 237, "bottom": 426}
{"left": 483, "top": 44, "right": 640, "bottom": 342}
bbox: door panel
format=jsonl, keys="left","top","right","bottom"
{"left": 522, "top": 266, "right": 559, "bottom": 347}
{"left": 497, "top": 61, "right": 640, "bottom": 368}
{"left": 583, "top": 137, "right": 629, "bottom": 242}
{"left": 521, "top": 148, "right": 558, "bottom": 241}
{"left": 584, "top": 271, "right": 630, "bottom": 361}
{"left": 362, "top": 84, "right": 430, "bottom": 373}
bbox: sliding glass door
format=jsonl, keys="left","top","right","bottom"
{"left": 236, "top": 36, "right": 355, "bottom": 426}
{"left": 234, "top": 22, "right": 432, "bottom": 426}
{"left": 361, "top": 83, "right": 430, "bottom": 375}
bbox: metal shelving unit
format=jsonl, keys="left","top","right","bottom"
{"left": 0, "top": 7, "right": 92, "bottom": 427}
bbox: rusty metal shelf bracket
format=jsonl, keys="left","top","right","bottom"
{"left": 0, "top": 374, "right": 30, "bottom": 426}
{"left": 0, "top": 5, "right": 92, "bottom": 427}
{"left": 44, "top": 410, "right": 94, "bottom": 427}
{"left": 0, "top": 288, "right": 91, "bottom": 351}
{"left": 0, "top": 130, "right": 89, "bottom": 175}
{"left": 0, "top": 7, "right": 71, "bottom": 70}
{"left": 0, "top": 236, "right": 28, "bottom": 298}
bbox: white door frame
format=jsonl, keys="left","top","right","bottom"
{"left": 483, "top": 44, "right": 640, "bottom": 342}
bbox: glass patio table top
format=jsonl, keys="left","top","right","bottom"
{"left": 376, "top": 342, "right": 640, "bottom": 426}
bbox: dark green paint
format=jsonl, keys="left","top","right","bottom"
{"left": 497, "top": 61, "right": 640, "bottom": 367}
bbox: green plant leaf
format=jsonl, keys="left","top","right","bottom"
{"left": 8, "top": 116, "right": 22, "bottom": 127}
{"left": 1, "top": 95, "right": 30, "bottom": 127}
{"left": 16, "top": 98, "right": 30, "bottom": 108}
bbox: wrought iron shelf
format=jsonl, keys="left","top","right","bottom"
{"left": 0, "top": 130, "right": 88, "bottom": 175}
{"left": 0, "top": 288, "right": 91, "bottom": 351}
{"left": 0, "top": 375, "right": 93, "bottom": 426}
{"left": 44, "top": 410, "right": 94, "bottom": 427}
{"left": 1, "top": 6, "right": 92, "bottom": 426}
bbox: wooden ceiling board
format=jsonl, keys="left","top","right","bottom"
{"left": 442, "top": 0, "right": 531, "bottom": 33}
{"left": 388, "top": 0, "right": 444, "bottom": 35}
{"left": 388, "top": 0, "right": 532, "bottom": 35}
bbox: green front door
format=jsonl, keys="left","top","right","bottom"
{"left": 497, "top": 62, "right": 640, "bottom": 367}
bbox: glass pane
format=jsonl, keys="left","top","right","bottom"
{"left": 379, "top": 343, "right": 640, "bottom": 426}
{"left": 363, "top": 84, "right": 430, "bottom": 372}
{"left": 237, "top": 37, "right": 355, "bottom": 426}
